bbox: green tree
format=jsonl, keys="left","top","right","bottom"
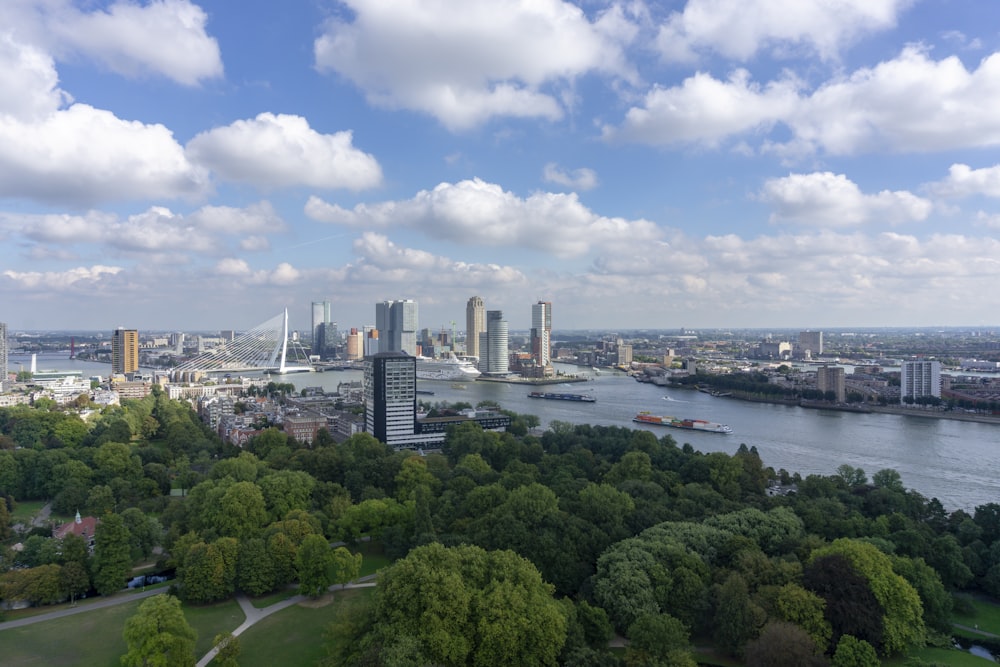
{"left": 121, "top": 594, "right": 197, "bottom": 667}
{"left": 626, "top": 612, "right": 697, "bottom": 666}
{"left": 213, "top": 633, "right": 241, "bottom": 667}
{"left": 237, "top": 538, "right": 275, "bottom": 596}
{"left": 180, "top": 542, "right": 227, "bottom": 604}
{"left": 831, "top": 635, "right": 879, "bottom": 667}
{"left": 216, "top": 481, "right": 268, "bottom": 540}
{"left": 93, "top": 513, "right": 132, "bottom": 596}
{"left": 744, "top": 621, "right": 826, "bottom": 667}
{"left": 61, "top": 561, "right": 90, "bottom": 605}
{"left": 296, "top": 533, "right": 334, "bottom": 597}
{"left": 330, "top": 546, "right": 362, "bottom": 586}
{"left": 712, "top": 572, "right": 765, "bottom": 655}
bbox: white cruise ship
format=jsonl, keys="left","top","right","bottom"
{"left": 415, "top": 355, "right": 481, "bottom": 381}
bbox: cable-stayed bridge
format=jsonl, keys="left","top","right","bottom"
{"left": 171, "top": 308, "right": 314, "bottom": 376}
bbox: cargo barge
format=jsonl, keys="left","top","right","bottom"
{"left": 633, "top": 411, "right": 731, "bottom": 433}
{"left": 528, "top": 391, "right": 596, "bottom": 402}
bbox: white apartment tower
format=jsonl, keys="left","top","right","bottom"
{"left": 466, "top": 296, "right": 485, "bottom": 359}
{"left": 479, "top": 310, "right": 509, "bottom": 376}
{"left": 531, "top": 301, "right": 552, "bottom": 368}
{"left": 900, "top": 360, "right": 941, "bottom": 403}
{"left": 376, "top": 300, "right": 418, "bottom": 356}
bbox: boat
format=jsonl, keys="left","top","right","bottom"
{"left": 632, "top": 411, "right": 732, "bottom": 434}
{"left": 528, "top": 391, "right": 596, "bottom": 402}
{"left": 415, "top": 354, "right": 482, "bottom": 381}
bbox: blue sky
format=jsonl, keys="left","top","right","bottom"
{"left": 3, "top": 0, "right": 1000, "bottom": 333}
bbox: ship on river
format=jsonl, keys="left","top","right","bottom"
{"left": 633, "top": 411, "right": 732, "bottom": 433}
{"left": 528, "top": 391, "right": 596, "bottom": 403}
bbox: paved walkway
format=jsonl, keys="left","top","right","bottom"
{"left": 0, "top": 587, "right": 164, "bottom": 631}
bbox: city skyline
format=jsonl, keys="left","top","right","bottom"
{"left": 3, "top": 2, "right": 1000, "bottom": 331}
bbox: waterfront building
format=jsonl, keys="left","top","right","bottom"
{"left": 479, "top": 310, "right": 509, "bottom": 376}
{"left": 0, "top": 322, "right": 7, "bottom": 392}
{"left": 312, "top": 301, "right": 332, "bottom": 355}
{"left": 799, "top": 330, "right": 823, "bottom": 357}
{"left": 315, "top": 322, "right": 340, "bottom": 358}
{"left": 901, "top": 360, "right": 941, "bottom": 403}
{"left": 816, "top": 364, "right": 846, "bottom": 402}
{"left": 364, "top": 352, "right": 439, "bottom": 449}
{"left": 111, "top": 327, "right": 139, "bottom": 375}
{"left": 466, "top": 296, "right": 485, "bottom": 358}
{"left": 531, "top": 301, "right": 552, "bottom": 369}
{"left": 364, "top": 326, "right": 379, "bottom": 357}
{"left": 346, "top": 328, "right": 363, "bottom": 360}
{"left": 376, "top": 299, "right": 418, "bottom": 356}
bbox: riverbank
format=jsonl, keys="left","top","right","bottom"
{"left": 475, "top": 375, "right": 590, "bottom": 386}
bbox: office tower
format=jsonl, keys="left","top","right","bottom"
{"left": 900, "top": 360, "right": 941, "bottom": 404}
{"left": 0, "top": 322, "right": 7, "bottom": 392}
{"left": 375, "top": 299, "right": 418, "bottom": 356}
{"left": 346, "top": 328, "right": 363, "bottom": 360}
{"left": 816, "top": 365, "right": 846, "bottom": 403}
{"left": 312, "top": 301, "right": 331, "bottom": 354}
{"left": 531, "top": 301, "right": 552, "bottom": 368}
{"left": 364, "top": 352, "right": 438, "bottom": 449}
{"left": 111, "top": 328, "right": 139, "bottom": 374}
{"left": 466, "top": 296, "right": 485, "bottom": 359}
{"left": 315, "top": 322, "right": 340, "bottom": 358}
{"left": 479, "top": 310, "right": 509, "bottom": 375}
{"left": 798, "top": 330, "right": 823, "bottom": 357}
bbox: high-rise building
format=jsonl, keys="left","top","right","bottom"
{"left": 466, "top": 296, "right": 485, "bottom": 359}
{"left": 900, "top": 360, "right": 941, "bottom": 404}
{"left": 346, "top": 328, "right": 363, "bottom": 360}
{"left": 364, "top": 352, "right": 439, "bottom": 449}
{"left": 312, "top": 301, "right": 332, "bottom": 354}
{"left": 375, "top": 299, "right": 418, "bottom": 356}
{"left": 798, "top": 331, "right": 823, "bottom": 357}
{"left": 531, "top": 301, "right": 552, "bottom": 368}
{"left": 315, "top": 322, "right": 340, "bottom": 358}
{"left": 479, "top": 310, "right": 509, "bottom": 375}
{"left": 0, "top": 322, "right": 8, "bottom": 392}
{"left": 364, "top": 326, "right": 379, "bottom": 357}
{"left": 111, "top": 328, "right": 139, "bottom": 375}
{"left": 816, "top": 365, "right": 846, "bottom": 402}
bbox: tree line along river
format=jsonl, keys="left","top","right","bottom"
{"left": 14, "top": 355, "right": 999, "bottom": 512}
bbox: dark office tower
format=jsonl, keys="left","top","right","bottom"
{"left": 375, "top": 299, "right": 418, "bottom": 356}
{"left": 312, "top": 301, "right": 331, "bottom": 354}
{"left": 363, "top": 352, "right": 437, "bottom": 449}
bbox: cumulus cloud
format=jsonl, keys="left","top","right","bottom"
{"left": 305, "top": 178, "right": 659, "bottom": 258}
{"left": 654, "top": 0, "right": 909, "bottom": 62}
{"left": 212, "top": 259, "right": 301, "bottom": 285}
{"left": 929, "top": 164, "right": 1000, "bottom": 198}
{"left": 2, "top": 265, "right": 123, "bottom": 290}
{"left": 604, "top": 69, "right": 800, "bottom": 146}
{"left": 314, "top": 0, "right": 635, "bottom": 130}
{"left": 760, "top": 172, "right": 932, "bottom": 226}
{"left": 543, "top": 163, "right": 598, "bottom": 190}
{"left": 607, "top": 46, "right": 1000, "bottom": 156}
{"left": 0, "top": 33, "right": 69, "bottom": 121}
{"left": 4, "top": 202, "right": 285, "bottom": 257}
{"left": 186, "top": 113, "right": 382, "bottom": 190}
{"left": 20, "top": 0, "right": 223, "bottom": 86}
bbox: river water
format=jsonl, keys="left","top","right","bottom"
{"left": 12, "top": 355, "right": 999, "bottom": 512}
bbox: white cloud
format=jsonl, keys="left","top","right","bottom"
{"left": 305, "top": 178, "right": 659, "bottom": 258}
{"left": 543, "top": 163, "right": 598, "bottom": 190}
{"left": 761, "top": 172, "right": 932, "bottom": 226}
{"left": 44, "top": 0, "right": 223, "bottom": 86}
{"left": 0, "top": 33, "right": 69, "bottom": 121}
{"left": 654, "top": 0, "right": 910, "bottom": 62}
{"left": 186, "top": 113, "right": 382, "bottom": 190}
{"left": 604, "top": 69, "right": 800, "bottom": 146}
{"left": 929, "top": 164, "right": 1000, "bottom": 198}
{"left": 0, "top": 104, "right": 209, "bottom": 206}
{"left": 314, "top": 0, "right": 635, "bottom": 130}
{"left": 215, "top": 258, "right": 251, "bottom": 276}
{"left": 2, "top": 265, "right": 122, "bottom": 290}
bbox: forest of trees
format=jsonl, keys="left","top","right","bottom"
{"left": 2, "top": 390, "right": 1000, "bottom": 666}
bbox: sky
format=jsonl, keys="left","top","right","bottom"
{"left": 2, "top": 0, "right": 1000, "bottom": 334}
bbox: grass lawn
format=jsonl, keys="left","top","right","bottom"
{"left": 355, "top": 540, "right": 391, "bottom": 577}
{"left": 9, "top": 500, "right": 47, "bottom": 523}
{"left": 884, "top": 646, "right": 995, "bottom": 666}
{"left": 954, "top": 595, "right": 1000, "bottom": 636}
{"left": 249, "top": 587, "right": 299, "bottom": 609}
{"left": 0, "top": 595, "right": 244, "bottom": 666}
{"left": 233, "top": 588, "right": 374, "bottom": 667}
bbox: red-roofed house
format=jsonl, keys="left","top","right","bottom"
{"left": 53, "top": 511, "right": 99, "bottom": 549}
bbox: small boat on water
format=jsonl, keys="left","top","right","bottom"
{"left": 633, "top": 411, "right": 732, "bottom": 434}
{"left": 528, "top": 391, "right": 596, "bottom": 403}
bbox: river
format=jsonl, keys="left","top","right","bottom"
{"left": 11, "top": 355, "right": 999, "bottom": 512}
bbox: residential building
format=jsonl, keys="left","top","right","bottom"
{"left": 900, "top": 360, "right": 941, "bottom": 403}
{"left": 816, "top": 365, "right": 846, "bottom": 402}
{"left": 466, "top": 296, "right": 485, "bottom": 359}
{"left": 346, "top": 328, "right": 363, "bottom": 360}
{"left": 283, "top": 412, "right": 328, "bottom": 445}
{"left": 376, "top": 299, "right": 418, "bottom": 356}
{"left": 479, "top": 310, "right": 509, "bottom": 376}
{"left": 531, "top": 301, "right": 552, "bottom": 369}
{"left": 111, "top": 327, "right": 139, "bottom": 375}
{"left": 0, "top": 321, "right": 7, "bottom": 392}
{"left": 364, "top": 352, "right": 439, "bottom": 449}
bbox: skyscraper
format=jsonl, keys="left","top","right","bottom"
{"left": 111, "top": 327, "right": 139, "bottom": 375}
{"left": 375, "top": 299, "right": 418, "bottom": 356}
{"left": 900, "top": 360, "right": 941, "bottom": 404}
{"left": 466, "top": 296, "right": 485, "bottom": 359}
{"left": 364, "top": 352, "right": 438, "bottom": 449}
{"left": 479, "top": 310, "right": 509, "bottom": 375}
{"left": 312, "top": 301, "right": 331, "bottom": 354}
{"left": 531, "top": 301, "right": 552, "bottom": 368}
{"left": 798, "top": 331, "right": 823, "bottom": 357}
{"left": 0, "top": 322, "right": 8, "bottom": 392}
